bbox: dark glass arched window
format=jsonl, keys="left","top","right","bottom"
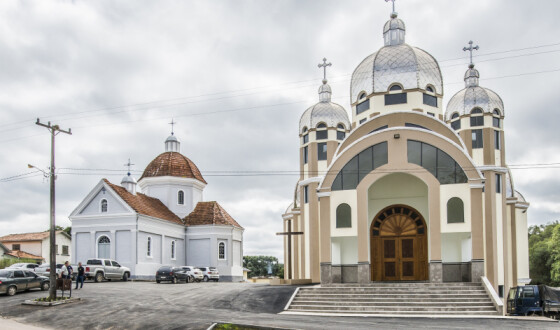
{"left": 407, "top": 140, "right": 468, "bottom": 184}
{"left": 426, "top": 86, "right": 434, "bottom": 93}
{"left": 447, "top": 197, "right": 464, "bottom": 223}
{"left": 178, "top": 191, "right": 184, "bottom": 205}
{"left": 317, "top": 123, "right": 327, "bottom": 129}
{"left": 101, "top": 199, "right": 108, "bottom": 213}
{"left": 336, "top": 204, "right": 352, "bottom": 228}
{"left": 470, "top": 108, "right": 483, "bottom": 126}
{"left": 332, "top": 142, "right": 388, "bottom": 191}
{"left": 389, "top": 84, "right": 402, "bottom": 91}
{"left": 450, "top": 113, "right": 461, "bottom": 130}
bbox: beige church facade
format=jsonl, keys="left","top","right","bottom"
{"left": 281, "top": 10, "right": 530, "bottom": 297}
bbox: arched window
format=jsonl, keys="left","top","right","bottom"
{"left": 450, "top": 112, "right": 461, "bottom": 130}
{"left": 316, "top": 123, "right": 328, "bottom": 140}
{"left": 447, "top": 197, "right": 464, "bottom": 223}
{"left": 218, "top": 242, "right": 226, "bottom": 260}
{"left": 358, "top": 92, "right": 367, "bottom": 100}
{"left": 470, "top": 108, "right": 483, "bottom": 126}
{"left": 101, "top": 199, "right": 108, "bottom": 213}
{"left": 317, "top": 123, "right": 327, "bottom": 129}
{"left": 302, "top": 126, "right": 308, "bottom": 134}
{"left": 336, "top": 203, "right": 352, "bottom": 228}
{"left": 171, "top": 241, "right": 176, "bottom": 259}
{"left": 426, "top": 86, "right": 434, "bottom": 93}
{"left": 407, "top": 140, "right": 468, "bottom": 184}
{"left": 147, "top": 237, "right": 152, "bottom": 257}
{"left": 178, "top": 191, "right": 184, "bottom": 205}
{"left": 492, "top": 109, "right": 501, "bottom": 128}
{"left": 98, "top": 235, "right": 110, "bottom": 259}
{"left": 389, "top": 84, "right": 402, "bottom": 91}
{"left": 337, "top": 123, "right": 345, "bottom": 130}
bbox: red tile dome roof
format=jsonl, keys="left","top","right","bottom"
{"left": 139, "top": 152, "right": 207, "bottom": 184}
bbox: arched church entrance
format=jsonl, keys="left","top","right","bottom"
{"left": 370, "top": 205, "right": 428, "bottom": 281}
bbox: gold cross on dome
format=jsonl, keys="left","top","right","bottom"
{"left": 318, "top": 58, "right": 332, "bottom": 81}
{"left": 169, "top": 118, "right": 176, "bottom": 135}
{"left": 463, "top": 40, "right": 480, "bottom": 66}
{"left": 124, "top": 158, "right": 135, "bottom": 175}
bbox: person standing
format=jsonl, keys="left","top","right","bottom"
{"left": 75, "top": 262, "right": 85, "bottom": 289}
{"left": 59, "top": 261, "right": 69, "bottom": 279}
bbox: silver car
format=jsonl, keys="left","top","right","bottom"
{"left": 35, "top": 263, "right": 63, "bottom": 277}
{"left": 197, "top": 267, "right": 219, "bottom": 282}
{"left": 6, "top": 263, "right": 39, "bottom": 272}
{"left": 180, "top": 266, "right": 204, "bottom": 282}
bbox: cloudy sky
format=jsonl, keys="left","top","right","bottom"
{"left": 1, "top": 0, "right": 559, "bottom": 262}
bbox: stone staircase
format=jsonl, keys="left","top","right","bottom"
{"left": 285, "top": 282, "right": 500, "bottom": 315}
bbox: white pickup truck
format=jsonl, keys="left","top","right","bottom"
{"left": 83, "top": 259, "right": 131, "bottom": 282}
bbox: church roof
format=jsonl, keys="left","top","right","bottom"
{"left": 183, "top": 201, "right": 243, "bottom": 229}
{"left": 0, "top": 230, "right": 65, "bottom": 242}
{"left": 104, "top": 179, "right": 184, "bottom": 225}
{"left": 139, "top": 152, "right": 207, "bottom": 184}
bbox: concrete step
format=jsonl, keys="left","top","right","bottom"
{"left": 325, "top": 282, "right": 482, "bottom": 287}
{"left": 285, "top": 309, "right": 500, "bottom": 315}
{"left": 288, "top": 305, "right": 498, "bottom": 312}
{"left": 291, "top": 301, "right": 495, "bottom": 307}
{"left": 296, "top": 293, "right": 490, "bottom": 298}
{"left": 293, "top": 298, "right": 493, "bottom": 304}
{"left": 299, "top": 289, "right": 487, "bottom": 295}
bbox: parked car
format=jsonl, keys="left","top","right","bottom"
{"left": 84, "top": 259, "right": 131, "bottom": 282}
{"left": 35, "top": 263, "right": 63, "bottom": 277}
{"left": 5, "top": 263, "right": 39, "bottom": 272}
{"left": 197, "top": 267, "right": 219, "bottom": 282}
{"left": 507, "top": 285, "right": 560, "bottom": 319}
{"left": 179, "top": 266, "right": 203, "bottom": 282}
{"left": 155, "top": 266, "right": 190, "bottom": 284}
{"left": 0, "top": 269, "right": 50, "bottom": 296}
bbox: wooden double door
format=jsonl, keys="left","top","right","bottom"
{"left": 370, "top": 205, "right": 428, "bottom": 281}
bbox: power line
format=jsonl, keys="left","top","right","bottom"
{"left": 2, "top": 41, "right": 560, "bottom": 131}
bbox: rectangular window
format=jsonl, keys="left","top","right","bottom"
{"left": 356, "top": 99, "right": 370, "bottom": 114}
{"left": 318, "top": 142, "right": 327, "bottom": 161}
{"left": 405, "top": 123, "right": 429, "bottom": 130}
{"left": 302, "top": 134, "right": 308, "bottom": 144}
{"left": 472, "top": 129, "right": 483, "bottom": 148}
{"left": 55, "top": 244, "right": 59, "bottom": 255}
{"left": 62, "top": 245, "right": 69, "bottom": 255}
{"left": 427, "top": 112, "right": 435, "bottom": 117}
{"left": 451, "top": 120, "right": 461, "bottom": 130}
{"left": 496, "top": 174, "right": 501, "bottom": 193}
{"left": 370, "top": 125, "right": 388, "bottom": 133}
{"left": 342, "top": 156, "right": 359, "bottom": 190}
{"left": 470, "top": 116, "right": 483, "bottom": 126}
{"left": 304, "top": 186, "right": 309, "bottom": 204}
{"left": 303, "top": 146, "right": 308, "bottom": 164}
{"left": 423, "top": 93, "right": 437, "bottom": 107}
{"left": 316, "top": 130, "right": 328, "bottom": 140}
{"left": 493, "top": 117, "right": 500, "bottom": 128}
{"left": 495, "top": 131, "right": 500, "bottom": 150}
{"left": 384, "top": 93, "right": 407, "bottom": 105}
{"left": 12, "top": 244, "right": 20, "bottom": 251}
{"left": 359, "top": 118, "right": 366, "bottom": 124}
{"left": 337, "top": 131, "right": 345, "bottom": 140}
{"left": 218, "top": 242, "right": 226, "bottom": 260}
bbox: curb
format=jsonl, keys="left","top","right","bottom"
{"left": 22, "top": 298, "right": 82, "bottom": 307}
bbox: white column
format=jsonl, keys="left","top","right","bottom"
{"left": 90, "top": 231, "right": 96, "bottom": 259}
{"left": 110, "top": 230, "right": 116, "bottom": 260}
{"left": 71, "top": 232, "right": 77, "bottom": 264}
{"left": 161, "top": 234, "right": 166, "bottom": 264}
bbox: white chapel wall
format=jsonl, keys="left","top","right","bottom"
{"left": 515, "top": 208, "right": 530, "bottom": 281}
{"left": 79, "top": 190, "right": 128, "bottom": 215}
{"left": 439, "top": 183, "right": 471, "bottom": 233}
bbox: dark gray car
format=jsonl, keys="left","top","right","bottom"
{"left": 0, "top": 269, "right": 50, "bottom": 296}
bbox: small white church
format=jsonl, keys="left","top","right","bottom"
{"left": 69, "top": 132, "right": 244, "bottom": 281}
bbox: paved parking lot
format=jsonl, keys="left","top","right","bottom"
{"left": 0, "top": 281, "right": 558, "bottom": 329}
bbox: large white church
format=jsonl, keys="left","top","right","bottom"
{"left": 69, "top": 132, "right": 244, "bottom": 281}
{"left": 281, "top": 7, "right": 530, "bottom": 298}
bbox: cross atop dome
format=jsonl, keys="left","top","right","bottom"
{"left": 463, "top": 40, "right": 479, "bottom": 68}
{"left": 318, "top": 58, "right": 332, "bottom": 84}
{"left": 169, "top": 118, "right": 177, "bottom": 135}
{"left": 385, "top": 0, "right": 397, "bottom": 18}
{"left": 124, "top": 158, "right": 135, "bottom": 176}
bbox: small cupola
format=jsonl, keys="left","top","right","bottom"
{"left": 121, "top": 159, "right": 137, "bottom": 195}
{"left": 318, "top": 80, "right": 332, "bottom": 103}
{"left": 165, "top": 119, "right": 180, "bottom": 152}
{"left": 383, "top": 12, "right": 406, "bottom": 46}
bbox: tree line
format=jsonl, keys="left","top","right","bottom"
{"left": 243, "top": 256, "right": 284, "bottom": 278}
{"left": 529, "top": 221, "right": 560, "bottom": 286}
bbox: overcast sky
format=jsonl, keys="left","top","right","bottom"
{"left": 1, "top": 0, "right": 559, "bottom": 262}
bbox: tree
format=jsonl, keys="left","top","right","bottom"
{"left": 528, "top": 221, "right": 560, "bottom": 286}
{"left": 243, "top": 256, "right": 284, "bottom": 278}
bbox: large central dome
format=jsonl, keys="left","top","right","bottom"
{"left": 350, "top": 14, "right": 443, "bottom": 103}
{"left": 140, "top": 151, "right": 206, "bottom": 184}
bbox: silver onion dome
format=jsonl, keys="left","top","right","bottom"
{"left": 121, "top": 174, "right": 137, "bottom": 185}
{"left": 299, "top": 81, "right": 350, "bottom": 133}
{"left": 350, "top": 13, "right": 443, "bottom": 103}
{"left": 445, "top": 66, "right": 504, "bottom": 121}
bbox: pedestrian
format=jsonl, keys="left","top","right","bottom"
{"left": 75, "top": 262, "right": 85, "bottom": 289}
{"left": 60, "top": 261, "right": 72, "bottom": 279}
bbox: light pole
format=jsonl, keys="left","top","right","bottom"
{"left": 33, "top": 119, "right": 71, "bottom": 300}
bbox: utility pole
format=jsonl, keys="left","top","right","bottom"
{"left": 35, "top": 118, "right": 71, "bottom": 300}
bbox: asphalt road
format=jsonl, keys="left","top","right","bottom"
{"left": 0, "top": 281, "right": 558, "bottom": 330}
